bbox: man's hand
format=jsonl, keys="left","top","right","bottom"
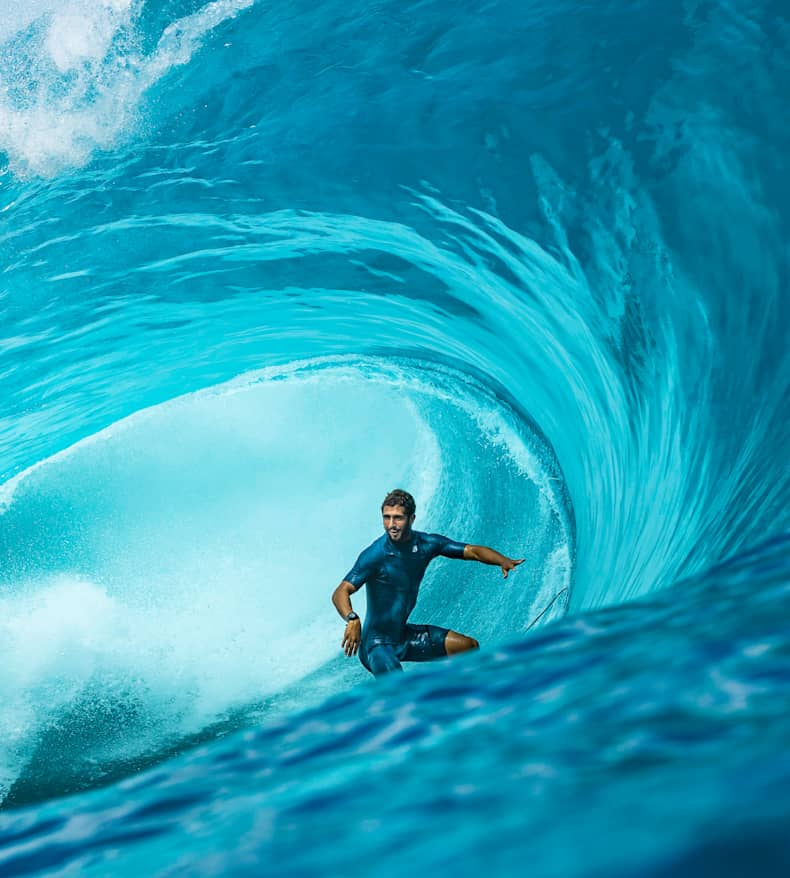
{"left": 501, "top": 557, "right": 525, "bottom": 578}
{"left": 464, "top": 545, "right": 525, "bottom": 578}
{"left": 342, "top": 619, "right": 362, "bottom": 656}
{"left": 332, "top": 580, "right": 362, "bottom": 656}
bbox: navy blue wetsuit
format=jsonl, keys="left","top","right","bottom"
{"left": 343, "top": 530, "right": 467, "bottom": 676}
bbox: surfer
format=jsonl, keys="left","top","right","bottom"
{"left": 332, "top": 489, "right": 524, "bottom": 677}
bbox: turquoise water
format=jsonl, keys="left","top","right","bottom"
{"left": 0, "top": 0, "right": 789, "bottom": 875}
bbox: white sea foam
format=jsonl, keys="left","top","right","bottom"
{"left": 0, "top": 0, "right": 255, "bottom": 177}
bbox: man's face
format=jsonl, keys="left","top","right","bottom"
{"left": 382, "top": 505, "right": 415, "bottom": 542}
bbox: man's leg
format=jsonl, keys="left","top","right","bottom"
{"left": 402, "top": 624, "right": 479, "bottom": 664}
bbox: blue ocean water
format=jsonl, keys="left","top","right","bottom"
{"left": 0, "top": 0, "right": 789, "bottom": 875}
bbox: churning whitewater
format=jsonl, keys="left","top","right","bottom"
{"left": 1, "top": 1, "right": 789, "bottom": 876}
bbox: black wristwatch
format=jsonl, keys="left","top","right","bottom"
{"left": 345, "top": 611, "right": 360, "bottom": 623}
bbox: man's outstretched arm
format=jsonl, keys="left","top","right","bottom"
{"left": 463, "top": 545, "right": 525, "bottom": 578}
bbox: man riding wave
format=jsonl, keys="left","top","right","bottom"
{"left": 332, "top": 489, "right": 524, "bottom": 677}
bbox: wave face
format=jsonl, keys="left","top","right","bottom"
{"left": 0, "top": 0, "right": 789, "bottom": 874}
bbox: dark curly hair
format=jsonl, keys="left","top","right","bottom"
{"left": 381, "top": 489, "right": 416, "bottom": 516}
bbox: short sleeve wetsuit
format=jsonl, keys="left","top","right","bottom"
{"left": 343, "top": 530, "right": 467, "bottom": 676}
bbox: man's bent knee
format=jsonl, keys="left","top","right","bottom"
{"left": 445, "top": 631, "right": 480, "bottom": 656}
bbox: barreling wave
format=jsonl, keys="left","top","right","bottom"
{"left": 0, "top": 4, "right": 788, "bottom": 871}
